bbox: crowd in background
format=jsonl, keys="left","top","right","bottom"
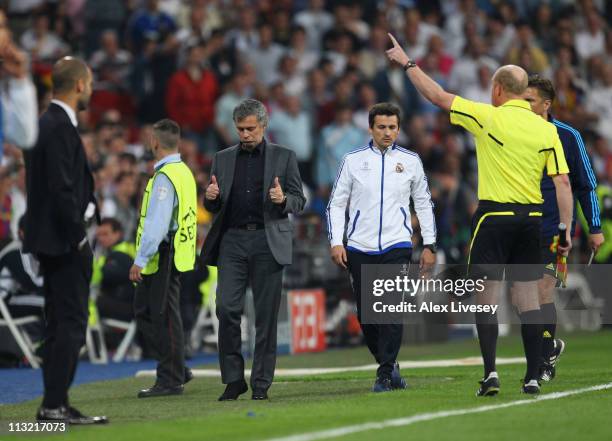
{"left": 1, "top": 0, "right": 611, "bottom": 261}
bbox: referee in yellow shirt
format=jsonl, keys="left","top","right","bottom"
{"left": 386, "top": 34, "right": 573, "bottom": 396}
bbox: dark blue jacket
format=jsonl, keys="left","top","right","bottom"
{"left": 540, "top": 118, "right": 601, "bottom": 238}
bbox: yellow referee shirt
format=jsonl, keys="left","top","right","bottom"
{"left": 450, "top": 96, "right": 569, "bottom": 204}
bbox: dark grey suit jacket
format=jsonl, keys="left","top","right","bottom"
{"left": 201, "top": 142, "right": 306, "bottom": 266}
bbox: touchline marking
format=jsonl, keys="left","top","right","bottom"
{"left": 135, "top": 356, "right": 525, "bottom": 378}
{"left": 262, "top": 383, "right": 612, "bottom": 441}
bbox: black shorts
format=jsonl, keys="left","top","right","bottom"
{"left": 468, "top": 201, "right": 543, "bottom": 281}
{"left": 541, "top": 235, "right": 558, "bottom": 277}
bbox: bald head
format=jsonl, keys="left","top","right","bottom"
{"left": 492, "top": 65, "right": 528, "bottom": 96}
{"left": 52, "top": 56, "right": 90, "bottom": 95}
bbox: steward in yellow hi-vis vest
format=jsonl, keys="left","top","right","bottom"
{"left": 129, "top": 119, "right": 196, "bottom": 397}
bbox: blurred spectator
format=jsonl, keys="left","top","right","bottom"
{"left": 89, "top": 30, "right": 133, "bottom": 91}
{"left": 226, "top": 7, "right": 259, "bottom": 55}
{"left": 485, "top": 11, "right": 515, "bottom": 61}
{"left": 575, "top": 10, "right": 606, "bottom": 62}
{"left": 165, "top": 42, "right": 219, "bottom": 152}
{"left": 353, "top": 83, "right": 378, "bottom": 132}
{"left": 551, "top": 66, "right": 585, "bottom": 125}
{"left": 532, "top": 3, "right": 556, "bottom": 55}
{"left": 130, "top": 32, "right": 179, "bottom": 124}
{"left": 9, "top": 164, "right": 26, "bottom": 241}
{"left": 419, "top": 34, "right": 455, "bottom": 79}
{"left": 101, "top": 172, "right": 139, "bottom": 241}
{"left": 83, "top": 0, "right": 126, "bottom": 56}
{"left": 289, "top": 25, "right": 319, "bottom": 75}
{"left": 276, "top": 54, "right": 306, "bottom": 97}
{"left": 0, "top": 11, "right": 39, "bottom": 158}
{"left": 127, "top": 0, "right": 177, "bottom": 55}
{"left": 585, "top": 64, "right": 612, "bottom": 146}
{"left": 214, "top": 72, "right": 248, "bottom": 148}
{"left": 268, "top": 94, "right": 313, "bottom": 185}
{"left": 175, "top": 4, "right": 210, "bottom": 64}
{"left": 402, "top": 8, "right": 440, "bottom": 63}
{"left": 0, "top": 170, "right": 13, "bottom": 242}
{"left": 93, "top": 218, "right": 136, "bottom": 326}
{"left": 463, "top": 62, "right": 493, "bottom": 104}
{"left": 372, "top": 61, "right": 422, "bottom": 121}
{"left": 506, "top": 20, "right": 549, "bottom": 73}
{"left": 272, "top": 10, "right": 292, "bottom": 47}
{"left": 316, "top": 105, "right": 367, "bottom": 196}
{"left": 448, "top": 35, "right": 497, "bottom": 96}
{"left": 205, "top": 29, "right": 239, "bottom": 85}
{"left": 246, "top": 23, "right": 286, "bottom": 86}
{"left": 358, "top": 26, "right": 391, "bottom": 79}
{"left": 294, "top": 0, "right": 334, "bottom": 52}
{"left": 20, "top": 12, "right": 69, "bottom": 63}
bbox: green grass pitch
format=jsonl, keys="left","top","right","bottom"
{"left": 1, "top": 331, "right": 611, "bottom": 441}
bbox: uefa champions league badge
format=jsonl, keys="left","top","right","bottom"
{"left": 395, "top": 163, "right": 404, "bottom": 173}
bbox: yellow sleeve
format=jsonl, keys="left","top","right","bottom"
{"left": 449, "top": 96, "right": 493, "bottom": 135}
{"left": 546, "top": 131, "right": 570, "bottom": 176}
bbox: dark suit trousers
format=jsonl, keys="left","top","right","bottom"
{"left": 39, "top": 246, "right": 93, "bottom": 408}
{"left": 133, "top": 246, "right": 185, "bottom": 386}
{"left": 216, "top": 229, "right": 283, "bottom": 390}
{"left": 347, "top": 248, "right": 412, "bottom": 379}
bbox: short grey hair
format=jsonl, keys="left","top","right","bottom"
{"left": 232, "top": 99, "right": 269, "bottom": 127}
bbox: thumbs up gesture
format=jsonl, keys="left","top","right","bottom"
{"left": 206, "top": 175, "right": 220, "bottom": 200}
{"left": 269, "top": 177, "right": 285, "bottom": 205}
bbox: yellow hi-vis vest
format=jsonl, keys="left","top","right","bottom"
{"left": 136, "top": 161, "right": 197, "bottom": 275}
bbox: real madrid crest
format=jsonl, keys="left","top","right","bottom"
{"left": 395, "top": 163, "right": 404, "bottom": 173}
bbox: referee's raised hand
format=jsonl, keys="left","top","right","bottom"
{"left": 386, "top": 33, "right": 410, "bottom": 67}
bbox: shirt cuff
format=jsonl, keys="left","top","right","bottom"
{"left": 134, "top": 255, "right": 149, "bottom": 268}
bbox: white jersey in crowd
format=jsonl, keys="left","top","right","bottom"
{"left": 326, "top": 141, "right": 436, "bottom": 254}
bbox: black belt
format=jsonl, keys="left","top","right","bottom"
{"left": 233, "top": 223, "right": 264, "bottom": 231}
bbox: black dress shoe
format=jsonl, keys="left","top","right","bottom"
{"left": 218, "top": 379, "right": 248, "bottom": 401}
{"left": 252, "top": 389, "right": 269, "bottom": 400}
{"left": 138, "top": 383, "right": 184, "bottom": 398}
{"left": 36, "top": 406, "right": 69, "bottom": 422}
{"left": 36, "top": 406, "right": 108, "bottom": 425}
{"left": 67, "top": 406, "right": 109, "bottom": 425}
{"left": 184, "top": 367, "right": 194, "bottom": 385}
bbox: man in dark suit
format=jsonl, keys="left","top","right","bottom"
{"left": 23, "top": 57, "right": 107, "bottom": 424}
{"left": 202, "top": 99, "right": 306, "bottom": 401}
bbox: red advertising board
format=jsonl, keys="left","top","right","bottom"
{"left": 288, "top": 289, "right": 327, "bottom": 353}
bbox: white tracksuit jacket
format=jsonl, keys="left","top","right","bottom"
{"left": 326, "top": 142, "right": 436, "bottom": 254}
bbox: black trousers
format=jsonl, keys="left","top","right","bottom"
{"left": 347, "top": 248, "right": 412, "bottom": 379}
{"left": 39, "top": 246, "right": 93, "bottom": 408}
{"left": 133, "top": 246, "right": 185, "bottom": 386}
{"left": 216, "top": 229, "right": 283, "bottom": 391}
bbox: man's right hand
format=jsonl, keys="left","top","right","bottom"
{"left": 330, "top": 245, "right": 347, "bottom": 269}
{"left": 206, "top": 175, "right": 219, "bottom": 200}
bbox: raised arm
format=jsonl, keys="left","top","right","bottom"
{"left": 386, "top": 33, "right": 456, "bottom": 112}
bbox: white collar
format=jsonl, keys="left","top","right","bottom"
{"left": 51, "top": 99, "right": 78, "bottom": 127}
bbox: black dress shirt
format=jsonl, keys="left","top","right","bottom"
{"left": 225, "top": 140, "right": 265, "bottom": 228}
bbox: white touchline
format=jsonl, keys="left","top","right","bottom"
{"left": 135, "top": 356, "right": 525, "bottom": 378}
{"left": 262, "top": 383, "right": 612, "bottom": 441}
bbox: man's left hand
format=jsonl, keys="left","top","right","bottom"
{"left": 129, "top": 264, "right": 143, "bottom": 283}
{"left": 269, "top": 177, "right": 285, "bottom": 205}
{"left": 588, "top": 232, "right": 604, "bottom": 255}
{"left": 419, "top": 248, "right": 436, "bottom": 275}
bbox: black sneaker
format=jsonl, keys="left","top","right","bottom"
{"left": 476, "top": 372, "right": 500, "bottom": 396}
{"left": 540, "top": 339, "right": 565, "bottom": 382}
{"left": 372, "top": 377, "right": 393, "bottom": 393}
{"left": 522, "top": 379, "right": 540, "bottom": 395}
{"left": 391, "top": 362, "right": 408, "bottom": 390}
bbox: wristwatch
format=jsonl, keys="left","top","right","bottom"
{"left": 403, "top": 60, "right": 417, "bottom": 71}
{"left": 424, "top": 243, "right": 437, "bottom": 253}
